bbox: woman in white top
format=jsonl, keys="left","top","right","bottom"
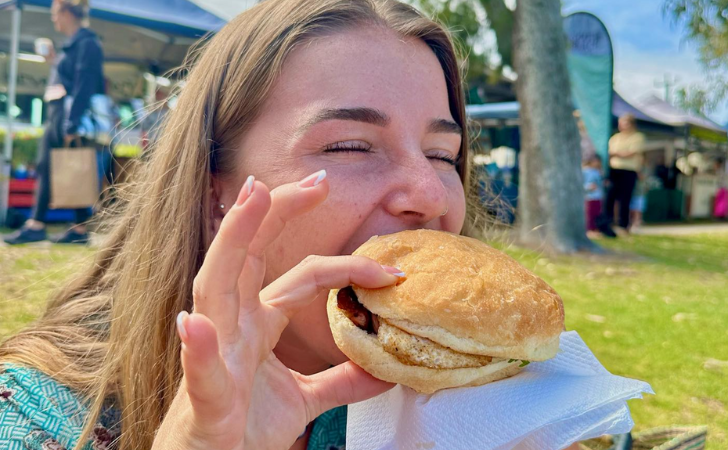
{"left": 605, "top": 113, "right": 645, "bottom": 231}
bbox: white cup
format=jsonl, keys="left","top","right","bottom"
{"left": 34, "top": 38, "right": 53, "bottom": 58}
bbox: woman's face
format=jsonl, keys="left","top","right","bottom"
{"left": 220, "top": 27, "right": 466, "bottom": 372}
{"left": 50, "top": 2, "right": 70, "bottom": 34}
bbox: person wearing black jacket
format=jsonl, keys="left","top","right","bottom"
{"left": 5, "top": 0, "right": 104, "bottom": 245}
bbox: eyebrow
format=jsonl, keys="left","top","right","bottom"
{"left": 298, "top": 107, "right": 463, "bottom": 136}
{"left": 428, "top": 118, "right": 463, "bottom": 135}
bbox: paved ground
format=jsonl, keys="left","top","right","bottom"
{"left": 633, "top": 222, "right": 728, "bottom": 235}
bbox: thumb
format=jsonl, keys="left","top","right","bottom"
{"left": 297, "top": 361, "right": 395, "bottom": 422}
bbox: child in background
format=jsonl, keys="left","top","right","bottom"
{"left": 583, "top": 155, "right": 604, "bottom": 238}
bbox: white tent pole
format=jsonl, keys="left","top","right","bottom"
{"left": 1, "top": 4, "right": 22, "bottom": 226}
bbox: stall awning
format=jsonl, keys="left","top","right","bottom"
{"left": 466, "top": 102, "right": 520, "bottom": 120}
{"left": 468, "top": 92, "right": 727, "bottom": 144}
{"left": 613, "top": 92, "right": 728, "bottom": 144}
{"left": 0, "top": 0, "right": 225, "bottom": 37}
{"left": 188, "top": 0, "right": 258, "bottom": 21}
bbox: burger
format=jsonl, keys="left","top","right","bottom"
{"left": 327, "top": 229, "right": 564, "bottom": 394}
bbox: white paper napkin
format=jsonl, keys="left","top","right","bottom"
{"left": 346, "top": 331, "right": 653, "bottom": 450}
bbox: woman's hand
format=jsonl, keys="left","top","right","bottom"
{"left": 152, "top": 171, "right": 398, "bottom": 450}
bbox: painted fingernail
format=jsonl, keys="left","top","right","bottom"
{"left": 381, "top": 265, "right": 406, "bottom": 278}
{"left": 236, "top": 175, "right": 255, "bottom": 206}
{"left": 177, "top": 311, "right": 189, "bottom": 342}
{"left": 298, "top": 169, "right": 327, "bottom": 188}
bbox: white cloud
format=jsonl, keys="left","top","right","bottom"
{"left": 563, "top": 0, "right": 728, "bottom": 125}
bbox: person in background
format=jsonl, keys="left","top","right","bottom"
{"left": 605, "top": 113, "right": 645, "bottom": 234}
{"left": 713, "top": 157, "right": 727, "bottom": 220}
{"left": 629, "top": 171, "right": 647, "bottom": 231}
{"left": 574, "top": 110, "right": 597, "bottom": 162}
{"left": 582, "top": 155, "right": 604, "bottom": 239}
{"left": 4, "top": 0, "right": 104, "bottom": 245}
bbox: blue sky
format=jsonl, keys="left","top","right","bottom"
{"left": 562, "top": 0, "right": 728, "bottom": 125}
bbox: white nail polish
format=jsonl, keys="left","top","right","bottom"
{"left": 176, "top": 311, "right": 189, "bottom": 341}
{"left": 313, "top": 169, "right": 327, "bottom": 186}
{"left": 245, "top": 175, "right": 255, "bottom": 196}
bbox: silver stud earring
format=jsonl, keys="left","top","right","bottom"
{"left": 219, "top": 203, "right": 225, "bottom": 210}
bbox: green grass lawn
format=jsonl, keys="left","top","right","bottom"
{"left": 499, "top": 232, "right": 728, "bottom": 449}
{"left": 1, "top": 230, "right": 727, "bottom": 448}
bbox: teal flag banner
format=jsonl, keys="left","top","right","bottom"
{"left": 564, "top": 12, "right": 614, "bottom": 163}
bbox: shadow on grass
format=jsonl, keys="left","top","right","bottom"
{"left": 597, "top": 234, "right": 728, "bottom": 274}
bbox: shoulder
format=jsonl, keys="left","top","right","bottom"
{"left": 77, "top": 30, "right": 103, "bottom": 54}
{"left": 0, "top": 363, "right": 102, "bottom": 450}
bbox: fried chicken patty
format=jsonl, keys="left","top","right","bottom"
{"left": 377, "top": 320, "right": 495, "bottom": 369}
{"left": 337, "top": 286, "right": 497, "bottom": 369}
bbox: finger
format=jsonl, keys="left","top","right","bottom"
{"left": 296, "top": 361, "right": 395, "bottom": 422}
{"left": 177, "top": 312, "right": 236, "bottom": 427}
{"left": 193, "top": 177, "right": 270, "bottom": 332}
{"left": 237, "top": 170, "right": 328, "bottom": 303}
{"left": 260, "top": 255, "right": 404, "bottom": 319}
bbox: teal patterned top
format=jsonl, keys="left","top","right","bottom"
{"left": 307, "top": 405, "right": 347, "bottom": 450}
{"left": 0, "top": 363, "right": 347, "bottom": 450}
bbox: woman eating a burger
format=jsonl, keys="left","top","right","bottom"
{"left": 0, "top": 1, "right": 579, "bottom": 449}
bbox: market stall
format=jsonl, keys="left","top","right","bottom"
{"left": 0, "top": 0, "right": 229, "bottom": 224}
{"left": 467, "top": 91, "right": 728, "bottom": 224}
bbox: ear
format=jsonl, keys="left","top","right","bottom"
{"left": 209, "top": 176, "right": 227, "bottom": 238}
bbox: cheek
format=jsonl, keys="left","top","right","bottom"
{"left": 444, "top": 174, "right": 467, "bottom": 233}
{"left": 262, "top": 170, "right": 383, "bottom": 283}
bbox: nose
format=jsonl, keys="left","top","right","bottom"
{"left": 381, "top": 152, "right": 449, "bottom": 226}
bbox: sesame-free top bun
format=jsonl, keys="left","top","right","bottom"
{"left": 350, "top": 230, "right": 564, "bottom": 361}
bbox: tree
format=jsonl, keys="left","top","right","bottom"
{"left": 513, "top": 0, "right": 594, "bottom": 252}
{"left": 664, "top": 0, "right": 728, "bottom": 116}
{"left": 477, "top": 0, "right": 514, "bottom": 69}
{"left": 411, "top": 0, "right": 513, "bottom": 102}
{"left": 675, "top": 84, "right": 724, "bottom": 116}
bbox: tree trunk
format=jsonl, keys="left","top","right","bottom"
{"left": 513, "top": 0, "right": 595, "bottom": 253}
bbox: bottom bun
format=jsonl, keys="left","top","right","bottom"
{"left": 327, "top": 291, "right": 523, "bottom": 394}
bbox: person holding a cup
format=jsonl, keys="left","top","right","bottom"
{"left": 4, "top": 0, "right": 104, "bottom": 245}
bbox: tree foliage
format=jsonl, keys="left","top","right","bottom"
{"left": 410, "top": 0, "right": 513, "bottom": 101}
{"left": 675, "top": 83, "right": 726, "bottom": 116}
{"left": 664, "top": 0, "right": 728, "bottom": 116}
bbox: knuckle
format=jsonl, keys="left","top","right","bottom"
{"left": 192, "top": 277, "right": 206, "bottom": 302}
{"left": 298, "top": 254, "right": 324, "bottom": 270}
{"left": 347, "top": 255, "right": 377, "bottom": 274}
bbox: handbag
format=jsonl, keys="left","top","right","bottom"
{"left": 50, "top": 139, "right": 100, "bottom": 209}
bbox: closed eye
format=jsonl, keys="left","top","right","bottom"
{"left": 322, "top": 141, "right": 372, "bottom": 152}
{"left": 428, "top": 151, "right": 457, "bottom": 166}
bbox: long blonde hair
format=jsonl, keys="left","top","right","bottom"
{"left": 0, "top": 1, "right": 470, "bottom": 448}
